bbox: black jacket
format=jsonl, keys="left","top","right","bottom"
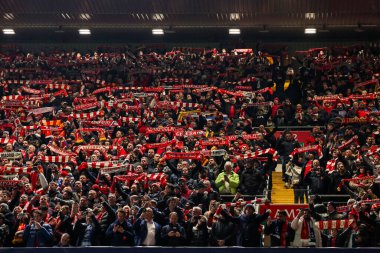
{"left": 239, "top": 168, "right": 266, "bottom": 195}
{"left": 210, "top": 219, "right": 236, "bottom": 246}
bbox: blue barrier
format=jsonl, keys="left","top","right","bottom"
{"left": 1, "top": 247, "right": 380, "bottom": 253}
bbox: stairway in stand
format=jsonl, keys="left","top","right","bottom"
{"left": 271, "top": 172, "right": 294, "bottom": 204}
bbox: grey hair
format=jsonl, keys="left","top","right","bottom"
{"left": 224, "top": 161, "right": 233, "bottom": 169}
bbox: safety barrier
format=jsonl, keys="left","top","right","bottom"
{"left": 1, "top": 246, "right": 379, "bottom": 252}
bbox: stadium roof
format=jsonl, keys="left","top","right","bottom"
{"left": 0, "top": 0, "right": 379, "bottom": 42}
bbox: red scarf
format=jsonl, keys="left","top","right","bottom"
{"left": 301, "top": 219, "right": 310, "bottom": 239}
{"left": 229, "top": 105, "right": 235, "bottom": 118}
{"left": 281, "top": 221, "right": 288, "bottom": 246}
{"left": 304, "top": 161, "right": 313, "bottom": 177}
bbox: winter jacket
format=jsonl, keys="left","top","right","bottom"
{"left": 210, "top": 218, "right": 236, "bottom": 246}
{"left": 106, "top": 219, "right": 135, "bottom": 246}
{"left": 237, "top": 211, "right": 270, "bottom": 247}
{"left": 23, "top": 222, "right": 53, "bottom": 247}
{"left": 215, "top": 171, "right": 240, "bottom": 194}
{"left": 291, "top": 216, "right": 321, "bottom": 247}
{"left": 160, "top": 223, "right": 186, "bottom": 246}
{"left": 239, "top": 168, "right": 265, "bottom": 195}
{"left": 133, "top": 218, "right": 161, "bottom": 246}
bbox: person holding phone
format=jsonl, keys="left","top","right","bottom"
{"left": 106, "top": 209, "right": 135, "bottom": 246}
{"left": 133, "top": 207, "right": 161, "bottom": 246}
{"left": 291, "top": 208, "right": 321, "bottom": 247}
{"left": 161, "top": 212, "right": 186, "bottom": 246}
{"left": 72, "top": 206, "right": 100, "bottom": 246}
{"left": 22, "top": 209, "right": 53, "bottom": 247}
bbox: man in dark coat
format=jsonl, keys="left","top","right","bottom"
{"left": 133, "top": 207, "right": 161, "bottom": 246}
{"left": 160, "top": 212, "right": 186, "bottom": 246}
{"left": 237, "top": 204, "right": 271, "bottom": 247}
{"left": 264, "top": 210, "right": 294, "bottom": 247}
{"left": 106, "top": 209, "right": 135, "bottom": 246}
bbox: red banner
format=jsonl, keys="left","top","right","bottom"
{"left": 274, "top": 131, "right": 311, "bottom": 145}
{"left": 258, "top": 204, "right": 308, "bottom": 219}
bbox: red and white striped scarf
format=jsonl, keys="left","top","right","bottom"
{"left": 253, "top": 87, "right": 273, "bottom": 95}
{"left": 1, "top": 95, "right": 24, "bottom": 101}
{"left": 73, "top": 145, "right": 117, "bottom": 153}
{"left": 337, "top": 136, "right": 359, "bottom": 151}
{"left": 225, "top": 133, "right": 261, "bottom": 141}
{"left": 173, "top": 84, "right": 207, "bottom": 90}
{"left": 71, "top": 111, "right": 103, "bottom": 120}
{"left": 119, "top": 117, "right": 140, "bottom": 123}
{"left": 73, "top": 97, "right": 97, "bottom": 105}
{"left": 164, "top": 151, "right": 202, "bottom": 160}
{"left": 290, "top": 145, "right": 323, "bottom": 158}
{"left": 28, "top": 107, "right": 55, "bottom": 115}
{"left": 0, "top": 152, "right": 22, "bottom": 159}
{"left": 174, "top": 130, "right": 205, "bottom": 137}
{"left": 233, "top": 148, "right": 277, "bottom": 160}
{"left": 51, "top": 89, "right": 68, "bottom": 97}
{"left": 46, "top": 83, "right": 69, "bottom": 90}
{"left": 0, "top": 138, "right": 16, "bottom": 145}
{"left": 326, "top": 158, "right": 337, "bottom": 174}
{"left": 74, "top": 102, "right": 99, "bottom": 111}
{"left": 41, "top": 120, "right": 62, "bottom": 127}
{"left": 247, "top": 102, "right": 273, "bottom": 107}
{"left": 342, "top": 117, "right": 373, "bottom": 124}
{"left": 226, "top": 77, "right": 257, "bottom": 85}
{"left": 22, "top": 86, "right": 42, "bottom": 94}
{"left": 199, "top": 139, "right": 229, "bottom": 147}
{"left": 47, "top": 144, "right": 76, "bottom": 156}
{"left": 315, "top": 219, "right": 353, "bottom": 230}
{"left": 143, "top": 87, "right": 164, "bottom": 93}
{"left": 235, "top": 86, "right": 253, "bottom": 91}
{"left": 145, "top": 140, "right": 176, "bottom": 149}
{"left": 171, "top": 101, "right": 200, "bottom": 109}
{"left": 100, "top": 164, "right": 133, "bottom": 174}
{"left": 192, "top": 87, "right": 217, "bottom": 93}
{"left": 114, "top": 86, "right": 143, "bottom": 92}
{"left": 162, "top": 78, "right": 191, "bottom": 85}
{"left": 0, "top": 167, "right": 32, "bottom": 174}
{"left": 355, "top": 79, "right": 378, "bottom": 89}
{"left": 92, "top": 87, "right": 112, "bottom": 95}
{"left": 0, "top": 180, "right": 22, "bottom": 188}
{"left": 155, "top": 101, "right": 178, "bottom": 110}
{"left": 169, "top": 90, "right": 185, "bottom": 94}
{"left": 313, "top": 95, "right": 341, "bottom": 101}
{"left": 4, "top": 80, "right": 29, "bottom": 85}
{"left": 40, "top": 156, "right": 73, "bottom": 163}
{"left": 349, "top": 93, "right": 377, "bottom": 100}
{"left": 81, "top": 120, "right": 119, "bottom": 127}
{"left": 217, "top": 89, "right": 246, "bottom": 97}
{"left": 116, "top": 104, "right": 140, "bottom": 111}
{"left": 83, "top": 161, "right": 120, "bottom": 169}
{"left": 367, "top": 145, "right": 380, "bottom": 155}
{"left": 215, "top": 198, "right": 265, "bottom": 217}
{"left": 145, "top": 127, "right": 179, "bottom": 135}
{"left": 340, "top": 176, "right": 375, "bottom": 183}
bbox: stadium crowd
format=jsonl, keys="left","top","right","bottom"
{"left": 0, "top": 45, "right": 379, "bottom": 247}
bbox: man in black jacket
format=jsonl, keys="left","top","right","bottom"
{"left": 264, "top": 210, "right": 294, "bottom": 247}
{"left": 237, "top": 204, "right": 271, "bottom": 247}
{"left": 161, "top": 212, "right": 186, "bottom": 246}
{"left": 106, "top": 209, "right": 135, "bottom": 246}
{"left": 276, "top": 131, "right": 300, "bottom": 181}
{"left": 186, "top": 206, "right": 208, "bottom": 246}
{"left": 239, "top": 159, "right": 266, "bottom": 195}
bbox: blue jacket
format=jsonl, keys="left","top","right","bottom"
{"left": 106, "top": 219, "right": 135, "bottom": 246}
{"left": 133, "top": 218, "right": 161, "bottom": 246}
{"left": 160, "top": 223, "right": 186, "bottom": 246}
{"left": 23, "top": 222, "right": 53, "bottom": 247}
